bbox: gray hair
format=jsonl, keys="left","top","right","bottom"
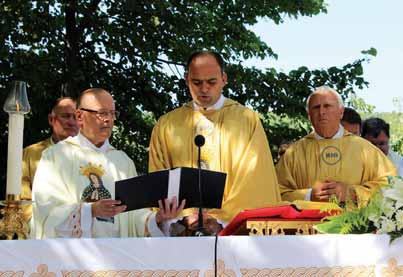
{"left": 306, "top": 85, "right": 344, "bottom": 111}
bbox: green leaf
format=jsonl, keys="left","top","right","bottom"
{"left": 361, "top": 47, "right": 377, "bottom": 57}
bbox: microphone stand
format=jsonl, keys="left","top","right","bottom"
{"left": 193, "top": 135, "right": 208, "bottom": 236}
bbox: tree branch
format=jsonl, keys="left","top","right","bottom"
{"left": 77, "top": 0, "right": 102, "bottom": 34}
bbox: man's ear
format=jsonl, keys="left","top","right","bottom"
{"left": 307, "top": 110, "right": 311, "bottom": 122}
{"left": 48, "top": 114, "right": 53, "bottom": 127}
{"left": 184, "top": 73, "right": 189, "bottom": 87}
{"left": 76, "top": 110, "right": 83, "bottom": 123}
{"left": 222, "top": 72, "right": 228, "bottom": 85}
{"left": 339, "top": 107, "right": 345, "bottom": 120}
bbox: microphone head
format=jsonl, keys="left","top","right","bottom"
{"left": 194, "top": 134, "right": 205, "bottom": 147}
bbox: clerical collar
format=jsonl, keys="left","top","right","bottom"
{"left": 77, "top": 132, "right": 112, "bottom": 153}
{"left": 193, "top": 95, "right": 226, "bottom": 111}
{"left": 314, "top": 124, "right": 345, "bottom": 140}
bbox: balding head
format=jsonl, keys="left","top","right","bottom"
{"left": 48, "top": 97, "right": 78, "bottom": 142}
{"left": 76, "top": 88, "right": 116, "bottom": 147}
{"left": 77, "top": 88, "right": 111, "bottom": 107}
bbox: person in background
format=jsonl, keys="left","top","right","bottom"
{"left": 362, "top": 117, "right": 403, "bottom": 176}
{"left": 277, "top": 86, "right": 396, "bottom": 207}
{"left": 341, "top": 107, "right": 362, "bottom": 135}
{"left": 21, "top": 97, "right": 79, "bottom": 220}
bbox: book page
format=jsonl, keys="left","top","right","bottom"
{"left": 168, "top": 168, "right": 181, "bottom": 199}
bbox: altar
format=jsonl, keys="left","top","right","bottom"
{"left": 0, "top": 83, "right": 402, "bottom": 276}
{"left": 1, "top": 235, "right": 402, "bottom": 276}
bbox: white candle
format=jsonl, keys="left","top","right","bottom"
{"left": 6, "top": 113, "right": 24, "bottom": 196}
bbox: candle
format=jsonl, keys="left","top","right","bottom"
{"left": 6, "top": 113, "right": 25, "bottom": 196}
{"left": 3, "top": 81, "right": 30, "bottom": 198}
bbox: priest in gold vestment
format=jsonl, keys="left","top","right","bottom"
{"left": 277, "top": 86, "right": 396, "bottom": 206}
{"left": 21, "top": 97, "right": 79, "bottom": 221}
{"left": 149, "top": 51, "right": 281, "bottom": 231}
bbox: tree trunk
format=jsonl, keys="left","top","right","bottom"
{"left": 64, "top": 0, "right": 81, "bottom": 97}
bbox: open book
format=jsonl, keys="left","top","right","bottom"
{"left": 115, "top": 167, "right": 227, "bottom": 211}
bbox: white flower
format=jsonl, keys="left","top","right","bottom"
{"left": 396, "top": 210, "right": 403, "bottom": 230}
{"left": 383, "top": 177, "right": 403, "bottom": 209}
{"left": 378, "top": 217, "right": 396, "bottom": 234}
{"left": 380, "top": 199, "right": 396, "bottom": 218}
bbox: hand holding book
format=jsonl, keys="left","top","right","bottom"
{"left": 91, "top": 199, "right": 127, "bottom": 218}
{"left": 156, "top": 197, "right": 186, "bottom": 224}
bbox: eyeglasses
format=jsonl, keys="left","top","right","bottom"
{"left": 80, "top": 108, "right": 119, "bottom": 119}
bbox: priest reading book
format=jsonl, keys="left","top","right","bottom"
{"left": 146, "top": 51, "right": 281, "bottom": 235}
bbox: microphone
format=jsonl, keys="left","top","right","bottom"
{"left": 194, "top": 134, "right": 205, "bottom": 147}
{"left": 193, "top": 134, "right": 208, "bottom": 236}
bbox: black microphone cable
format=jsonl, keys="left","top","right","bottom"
{"left": 214, "top": 234, "right": 218, "bottom": 277}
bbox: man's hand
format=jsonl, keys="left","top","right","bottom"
{"left": 311, "top": 180, "right": 348, "bottom": 202}
{"left": 155, "top": 197, "right": 186, "bottom": 224}
{"left": 91, "top": 199, "right": 126, "bottom": 218}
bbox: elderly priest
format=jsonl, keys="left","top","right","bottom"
{"left": 32, "top": 88, "right": 184, "bottom": 239}
{"left": 276, "top": 86, "right": 396, "bottom": 207}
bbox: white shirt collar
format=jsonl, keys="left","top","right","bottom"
{"left": 314, "top": 124, "right": 345, "bottom": 140}
{"left": 193, "top": 95, "right": 226, "bottom": 111}
{"left": 77, "top": 132, "right": 112, "bottom": 153}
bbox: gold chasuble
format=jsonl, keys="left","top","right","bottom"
{"left": 149, "top": 99, "right": 281, "bottom": 223}
{"left": 276, "top": 131, "right": 397, "bottom": 206}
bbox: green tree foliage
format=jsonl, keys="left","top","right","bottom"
{"left": 391, "top": 98, "right": 403, "bottom": 155}
{"left": 347, "top": 95, "right": 375, "bottom": 114}
{"left": 0, "top": 0, "right": 372, "bottom": 197}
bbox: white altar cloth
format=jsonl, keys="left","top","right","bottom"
{"left": 0, "top": 234, "right": 402, "bottom": 276}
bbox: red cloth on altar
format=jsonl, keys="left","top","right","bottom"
{"left": 219, "top": 205, "right": 330, "bottom": 236}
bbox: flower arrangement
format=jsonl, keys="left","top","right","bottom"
{"left": 315, "top": 176, "right": 403, "bottom": 242}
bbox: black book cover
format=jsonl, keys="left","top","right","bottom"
{"left": 115, "top": 167, "right": 226, "bottom": 211}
